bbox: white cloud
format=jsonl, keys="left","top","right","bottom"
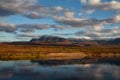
{"left": 113, "top": 14, "right": 120, "bottom": 23}
{"left": 75, "top": 27, "right": 120, "bottom": 39}
{"left": 54, "top": 6, "right": 64, "bottom": 12}
{"left": 0, "top": 0, "right": 120, "bottom": 40}
{"left": 84, "top": 0, "right": 120, "bottom": 11}
{"left": 0, "top": 21, "right": 16, "bottom": 32}
{"left": 88, "top": 0, "right": 101, "bottom": 6}
{"left": 0, "top": 0, "right": 66, "bottom": 19}
{"left": 80, "top": 0, "right": 88, "bottom": 4}
{"left": 92, "top": 24, "right": 103, "bottom": 31}
{"left": 0, "top": 21, "right": 71, "bottom": 33}
{"left": 54, "top": 14, "right": 120, "bottom": 28}
{"left": 55, "top": 16, "right": 101, "bottom": 27}
{"left": 0, "top": 0, "right": 38, "bottom": 16}
{"left": 64, "top": 11, "right": 75, "bottom": 18}
{"left": 17, "top": 33, "right": 40, "bottom": 38}
{"left": 86, "top": 9, "right": 95, "bottom": 14}
{"left": 25, "top": 12, "right": 42, "bottom": 19}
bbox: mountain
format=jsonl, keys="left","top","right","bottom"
{"left": 105, "top": 38, "right": 120, "bottom": 45}
{"left": 30, "top": 35, "right": 98, "bottom": 46}
{"left": 30, "top": 35, "right": 71, "bottom": 45}
{"left": 2, "top": 36, "right": 120, "bottom": 46}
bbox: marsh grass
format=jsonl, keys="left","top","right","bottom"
{"left": 0, "top": 44, "right": 120, "bottom": 60}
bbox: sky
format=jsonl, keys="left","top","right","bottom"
{"left": 0, "top": 0, "right": 120, "bottom": 42}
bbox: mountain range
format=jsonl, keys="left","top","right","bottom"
{"left": 2, "top": 35, "right": 120, "bottom": 46}
{"left": 29, "top": 35, "right": 120, "bottom": 46}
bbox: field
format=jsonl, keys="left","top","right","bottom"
{"left": 0, "top": 44, "right": 120, "bottom": 60}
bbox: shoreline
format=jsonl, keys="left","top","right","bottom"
{"left": 0, "top": 52, "right": 120, "bottom": 60}
{"left": 31, "top": 58, "right": 120, "bottom": 66}
{"left": 44, "top": 52, "right": 87, "bottom": 60}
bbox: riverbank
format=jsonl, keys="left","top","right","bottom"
{"left": 44, "top": 52, "right": 87, "bottom": 60}
{"left": 0, "top": 44, "right": 120, "bottom": 60}
{"left": 0, "top": 52, "right": 120, "bottom": 60}
{"left": 32, "top": 58, "right": 120, "bottom": 66}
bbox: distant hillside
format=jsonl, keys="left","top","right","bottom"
{"left": 2, "top": 36, "right": 120, "bottom": 46}
{"left": 30, "top": 35, "right": 98, "bottom": 46}
{"left": 105, "top": 38, "right": 120, "bottom": 45}
{"left": 30, "top": 35, "right": 71, "bottom": 45}
{"left": 30, "top": 36, "right": 120, "bottom": 45}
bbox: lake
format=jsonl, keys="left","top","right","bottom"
{"left": 0, "top": 59, "right": 120, "bottom": 80}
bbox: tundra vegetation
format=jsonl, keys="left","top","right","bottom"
{"left": 0, "top": 44, "right": 120, "bottom": 60}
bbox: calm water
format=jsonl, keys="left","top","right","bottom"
{"left": 0, "top": 60, "right": 119, "bottom": 80}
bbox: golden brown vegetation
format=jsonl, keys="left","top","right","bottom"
{"left": 0, "top": 44, "right": 120, "bottom": 60}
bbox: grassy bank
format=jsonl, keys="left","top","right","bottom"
{"left": 0, "top": 44, "right": 120, "bottom": 60}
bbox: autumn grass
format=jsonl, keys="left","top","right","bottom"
{"left": 0, "top": 44, "right": 120, "bottom": 60}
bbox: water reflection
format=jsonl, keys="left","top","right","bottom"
{"left": 0, "top": 60, "right": 119, "bottom": 80}
{"left": 32, "top": 58, "right": 120, "bottom": 66}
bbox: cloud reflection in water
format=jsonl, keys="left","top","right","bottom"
{"left": 0, "top": 61, "right": 119, "bottom": 80}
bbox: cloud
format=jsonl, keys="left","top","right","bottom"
{"left": 0, "top": 21, "right": 16, "bottom": 33}
{"left": 50, "top": 25, "right": 72, "bottom": 31}
{"left": 0, "top": 8, "right": 15, "bottom": 17}
{"left": 0, "top": 35, "right": 5, "bottom": 38}
{"left": 112, "top": 14, "right": 120, "bottom": 23}
{"left": 55, "top": 14, "right": 120, "bottom": 29}
{"left": 87, "top": 0, "right": 101, "bottom": 6}
{"left": 86, "top": 9, "right": 95, "bottom": 14}
{"left": 0, "top": 21, "right": 50, "bottom": 33}
{"left": 0, "top": 0, "right": 37, "bottom": 17}
{"left": 55, "top": 16, "right": 102, "bottom": 27}
{"left": 54, "top": 6, "right": 64, "bottom": 12}
{"left": 80, "top": 0, "right": 88, "bottom": 5}
{"left": 81, "top": 0, "right": 120, "bottom": 11}
{"left": 53, "top": 33, "right": 73, "bottom": 36}
{"left": 17, "top": 24, "right": 51, "bottom": 32}
{"left": 64, "top": 11, "right": 75, "bottom": 18}
{"left": 17, "top": 33, "right": 40, "bottom": 38}
{"left": 17, "top": 24, "right": 71, "bottom": 33}
{"left": 0, "top": 0, "right": 120, "bottom": 40}
{"left": 75, "top": 27, "right": 120, "bottom": 39}
{"left": 0, "top": 0, "right": 66, "bottom": 19}
{"left": 0, "top": 21, "right": 70, "bottom": 33}
{"left": 25, "top": 12, "right": 43, "bottom": 19}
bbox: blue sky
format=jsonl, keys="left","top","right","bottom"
{"left": 0, "top": 0, "right": 120, "bottom": 42}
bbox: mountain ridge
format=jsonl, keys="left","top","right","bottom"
{"left": 1, "top": 35, "right": 120, "bottom": 46}
{"left": 29, "top": 35, "right": 120, "bottom": 46}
